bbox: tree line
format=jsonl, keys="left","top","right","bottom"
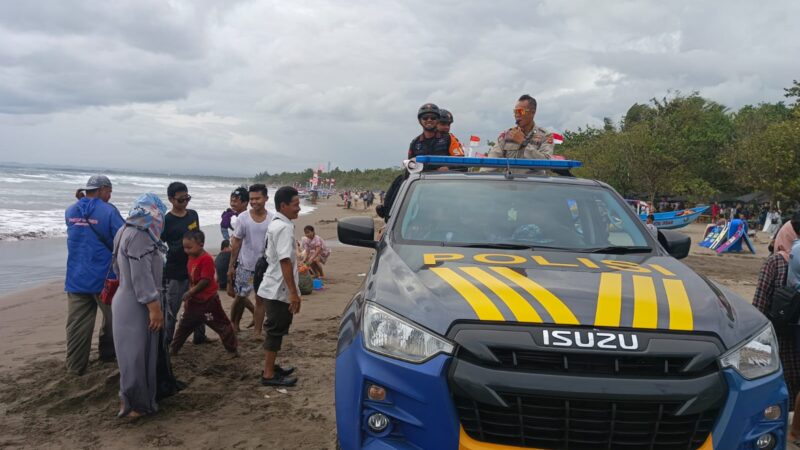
{"left": 253, "top": 80, "right": 800, "bottom": 200}
{"left": 253, "top": 167, "right": 401, "bottom": 191}
{"left": 562, "top": 80, "right": 800, "bottom": 205}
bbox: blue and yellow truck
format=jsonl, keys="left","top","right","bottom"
{"left": 335, "top": 157, "right": 787, "bottom": 450}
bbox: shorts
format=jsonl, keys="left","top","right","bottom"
{"left": 234, "top": 265, "right": 255, "bottom": 297}
{"left": 263, "top": 300, "right": 294, "bottom": 352}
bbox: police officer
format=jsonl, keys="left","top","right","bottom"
{"left": 379, "top": 104, "right": 460, "bottom": 220}
{"left": 408, "top": 103, "right": 453, "bottom": 163}
{"left": 482, "top": 94, "right": 555, "bottom": 173}
{"left": 437, "top": 109, "right": 465, "bottom": 157}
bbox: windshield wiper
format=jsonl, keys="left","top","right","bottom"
{"left": 448, "top": 243, "right": 534, "bottom": 250}
{"left": 579, "top": 246, "right": 652, "bottom": 254}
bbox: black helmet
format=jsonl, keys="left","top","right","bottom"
{"left": 439, "top": 109, "right": 453, "bottom": 124}
{"left": 417, "top": 103, "right": 440, "bottom": 119}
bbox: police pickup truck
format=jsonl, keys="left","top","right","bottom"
{"left": 335, "top": 156, "right": 787, "bottom": 450}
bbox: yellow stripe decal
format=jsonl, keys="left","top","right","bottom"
{"left": 460, "top": 267, "right": 542, "bottom": 323}
{"left": 430, "top": 267, "right": 505, "bottom": 321}
{"left": 490, "top": 267, "right": 579, "bottom": 324}
{"left": 663, "top": 278, "right": 694, "bottom": 331}
{"left": 649, "top": 264, "right": 676, "bottom": 277}
{"left": 632, "top": 275, "right": 658, "bottom": 328}
{"left": 577, "top": 257, "right": 600, "bottom": 269}
{"left": 594, "top": 272, "right": 623, "bottom": 327}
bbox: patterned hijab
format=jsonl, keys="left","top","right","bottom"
{"left": 126, "top": 193, "right": 168, "bottom": 252}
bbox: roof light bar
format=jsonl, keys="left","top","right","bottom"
{"left": 413, "top": 156, "right": 582, "bottom": 170}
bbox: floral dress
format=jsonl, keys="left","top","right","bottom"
{"left": 300, "top": 235, "right": 330, "bottom": 264}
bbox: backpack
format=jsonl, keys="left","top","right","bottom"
{"left": 767, "top": 285, "right": 800, "bottom": 333}
{"left": 253, "top": 234, "right": 269, "bottom": 292}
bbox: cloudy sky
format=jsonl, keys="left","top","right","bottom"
{"left": 0, "top": 0, "right": 798, "bottom": 176}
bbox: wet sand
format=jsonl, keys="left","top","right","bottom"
{"left": 0, "top": 207, "right": 772, "bottom": 449}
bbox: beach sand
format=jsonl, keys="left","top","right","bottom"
{"left": 0, "top": 205, "right": 774, "bottom": 449}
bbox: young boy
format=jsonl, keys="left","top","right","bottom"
{"left": 220, "top": 187, "right": 249, "bottom": 240}
{"left": 171, "top": 230, "right": 239, "bottom": 356}
{"left": 645, "top": 214, "right": 658, "bottom": 237}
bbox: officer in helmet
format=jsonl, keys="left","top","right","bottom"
{"left": 437, "top": 109, "right": 465, "bottom": 157}
{"left": 408, "top": 103, "right": 461, "bottom": 172}
{"left": 379, "top": 104, "right": 463, "bottom": 220}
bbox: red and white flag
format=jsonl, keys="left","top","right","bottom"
{"left": 469, "top": 135, "right": 480, "bottom": 146}
{"left": 552, "top": 132, "right": 564, "bottom": 145}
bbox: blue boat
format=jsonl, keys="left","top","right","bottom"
{"left": 627, "top": 200, "right": 709, "bottom": 229}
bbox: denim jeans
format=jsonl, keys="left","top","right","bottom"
{"left": 164, "top": 279, "right": 206, "bottom": 348}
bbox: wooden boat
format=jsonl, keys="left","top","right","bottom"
{"left": 626, "top": 200, "right": 709, "bottom": 229}
{"left": 641, "top": 206, "right": 709, "bottom": 229}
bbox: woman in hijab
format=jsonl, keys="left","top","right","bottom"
{"left": 753, "top": 217, "right": 800, "bottom": 435}
{"left": 112, "top": 193, "right": 168, "bottom": 417}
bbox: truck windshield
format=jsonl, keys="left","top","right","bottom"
{"left": 394, "top": 179, "right": 651, "bottom": 251}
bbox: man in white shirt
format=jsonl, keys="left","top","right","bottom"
{"left": 227, "top": 184, "right": 271, "bottom": 338}
{"left": 257, "top": 186, "right": 301, "bottom": 387}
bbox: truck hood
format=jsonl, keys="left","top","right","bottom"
{"left": 367, "top": 244, "right": 766, "bottom": 350}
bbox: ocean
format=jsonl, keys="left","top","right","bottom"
{"left": 0, "top": 165, "right": 314, "bottom": 295}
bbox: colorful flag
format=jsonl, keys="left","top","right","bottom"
{"left": 552, "top": 132, "right": 564, "bottom": 145}
{"left": 469, "top": 135, "right": 480, "bottom": 146}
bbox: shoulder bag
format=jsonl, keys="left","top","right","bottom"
{"left": 253, "top": 233, "right": 270, "bottom": 292}
{"left": 100, "top": 227, "right": 124, "bottom": 305}
{"left": 766, "top": 285, "right": 800, "bottom": 333}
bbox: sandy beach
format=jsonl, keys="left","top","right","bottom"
{"left": 0, "top": 205, "right": 775, "bottom": 449}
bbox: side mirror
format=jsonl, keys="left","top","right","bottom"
{"left": 658, "top": 229, "right": 691, "bottom": 260}
{"left": 338, "top": 216, "right": 377, "bottom": 249}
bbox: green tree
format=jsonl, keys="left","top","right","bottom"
{"left": 727, "top": 118, "right": 800, "bottom": 202}
{"left": 785, "top": 79, "right": 800, "bottom": 105}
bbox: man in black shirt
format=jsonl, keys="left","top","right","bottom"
{"left": 378, "top": 104, "right": 461, "bottom": 220}
{"left": 161, "top": 182, "right": 208, "bottom": 349}
{"left": 408, "top": 103, "right": 452, "bottom": 169}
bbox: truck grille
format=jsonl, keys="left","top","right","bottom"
{"left": 490, "top": 348, "right": 712, "bottom": 377}
{"left": 455, "top": 393, "right": 716, "bottom": 450}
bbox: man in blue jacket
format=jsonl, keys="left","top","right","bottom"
{"left": 64, "top": 175, "right": 124, "bottom": 375}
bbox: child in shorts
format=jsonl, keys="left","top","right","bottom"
{"left": 170, "top": 229, "right": 239, "bottom": 356}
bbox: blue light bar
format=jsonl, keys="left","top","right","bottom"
{"left": 414, "top": 155, "right": 582, "bottom": 170}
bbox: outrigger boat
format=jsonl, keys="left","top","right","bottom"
{"left": 626, "top": 200, "right": 709, "bottom": 230}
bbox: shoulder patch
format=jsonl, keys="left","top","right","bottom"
{"left": 546, "top": 135, "right": 554, "bottom": 144}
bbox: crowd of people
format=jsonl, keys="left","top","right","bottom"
{"left": 64, "top": 175, "right": 330, "bottom": 417}
{"left": 339, "top": 190, "right": 377, "bottom": 209}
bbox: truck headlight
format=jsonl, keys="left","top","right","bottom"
{"left": 363, "top": 303, "right": 454, "bottom": 363}
{"left": 719, "top": 325, "right": 780, "bottom": 380}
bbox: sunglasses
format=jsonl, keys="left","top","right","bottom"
{"left": 513, "top": 108, "right": 530, "bottom": 115}
{"left": 176, "top": 195, "right": 192, "bottom": 204}
{"left": 420, "top": 115, "right": 439, "bottom": 121}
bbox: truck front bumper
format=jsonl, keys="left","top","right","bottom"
{"left": 335, "top": 335, "right": 788, "bottom": 450}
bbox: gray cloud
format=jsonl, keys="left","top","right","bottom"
{"left": 0, "top": 0, "right": 798, "bottom": 175}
